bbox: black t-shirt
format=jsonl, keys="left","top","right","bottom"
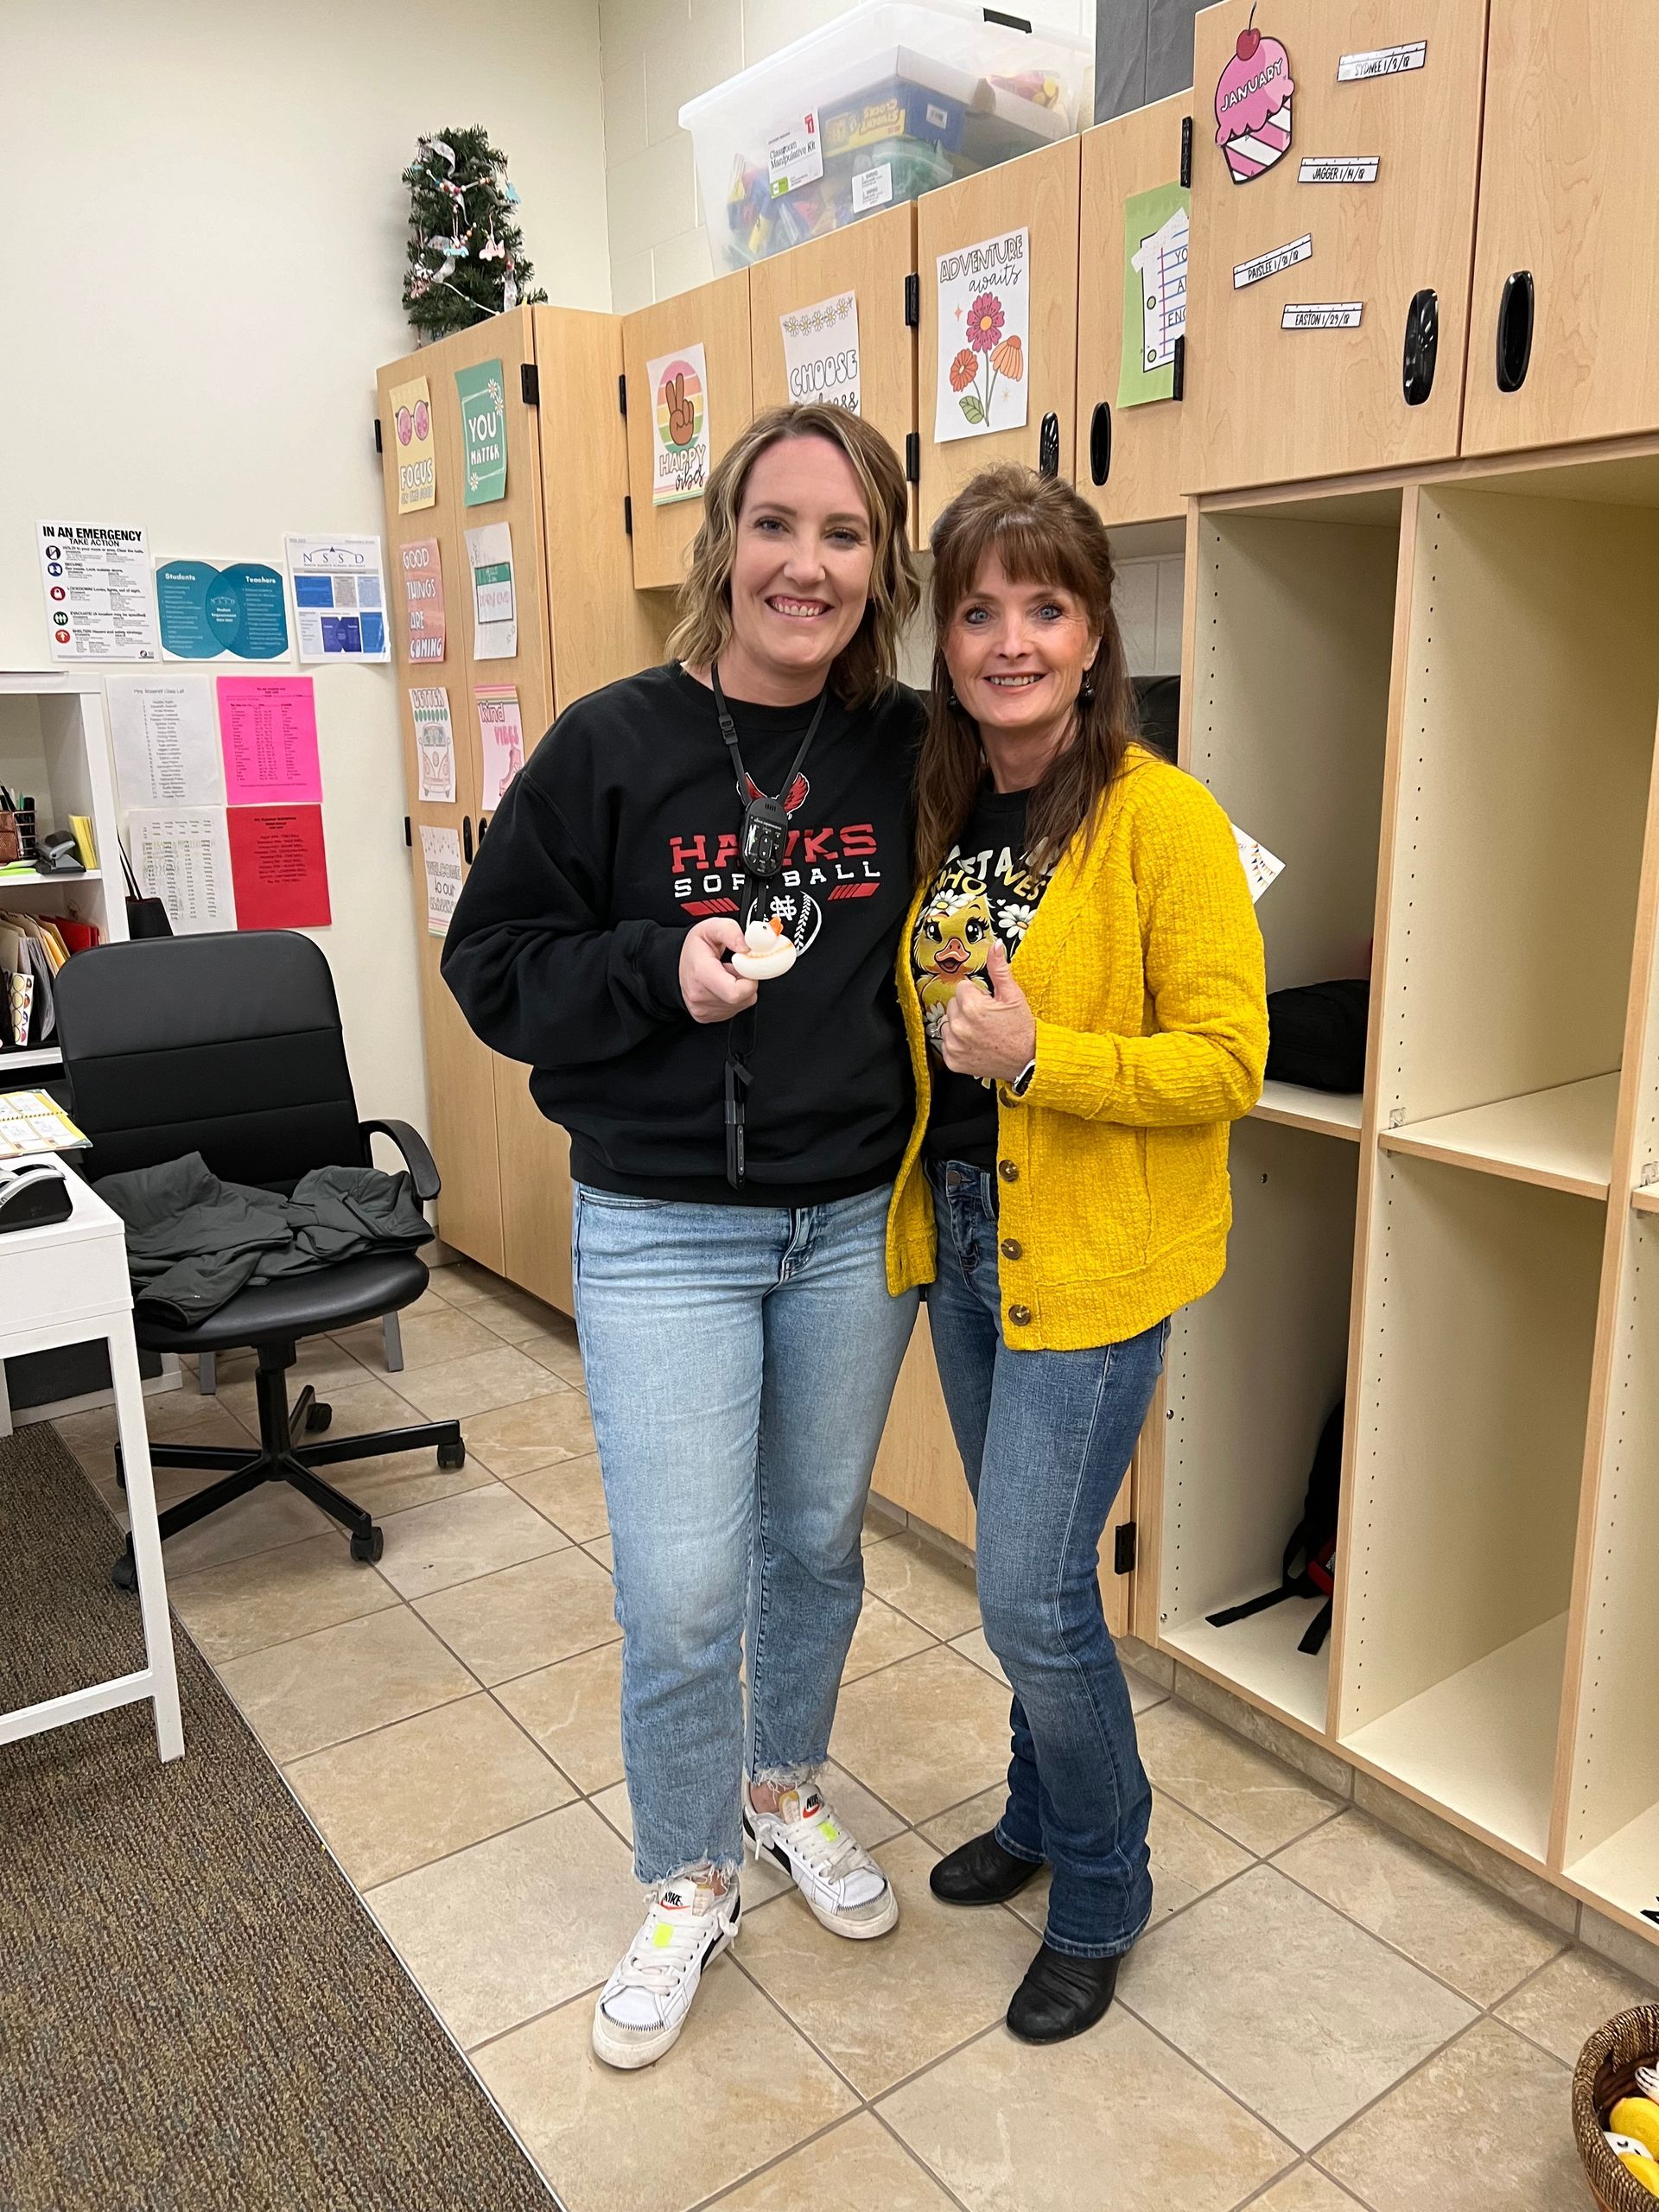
{"left": 912, "top": 782, "right": 1054, "bottom": 1172}
{"left": 442, "top": 663, "right": 925, "bottom": 1205}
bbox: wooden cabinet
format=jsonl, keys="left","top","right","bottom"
{"left": 1464, "top": 2, "right": 1659, "bottom": 457}
{"left": 378, "top": 307, "right": 652, "bottom": 1310}
{"left": 1076, "top": 93, "right": 1192, "bottom": 529}
{"left": 622, "top": 274, "right": 754, "bottom": 591}
{"left": 917, "top": 137, "right": 1081, "bottom": 541}
{"left": 749, "top": 203, "right": 918, "bottom": 537}
{"left": 1182, "top": 0, "right": 1487, "bottom": 494}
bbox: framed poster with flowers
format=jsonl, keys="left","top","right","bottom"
{"left": 934, "top": 226, "right": 1030, "bottom": 444}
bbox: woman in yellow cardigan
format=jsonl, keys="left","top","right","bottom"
{"left": 888, "top": 466, "right": 1267, "bottom": 2044}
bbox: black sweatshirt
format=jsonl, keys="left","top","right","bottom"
{"left": 442, "top": 662, "right": 925, "bottom": 1205}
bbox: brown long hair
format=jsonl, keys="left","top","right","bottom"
{"left": 915, "top": 467, "right": 1137, "bottom": 879}
{"left": 664, "top": 404, "right": 918, "bottom": 709}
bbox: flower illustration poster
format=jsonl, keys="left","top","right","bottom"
{"left": 934, "top": 227, "right": 1030, "bottom": 444}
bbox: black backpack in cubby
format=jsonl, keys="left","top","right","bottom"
{"left": 1206, "top": 1402, "right": 1344, "bottom": 1656}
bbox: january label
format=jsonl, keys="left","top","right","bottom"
{"left": 1298, "top": 156, "right": 1379, "bottom": 184}
{"left": 1281, "top": 302, "right": 1363, "bottom": 331}
{"left": 1337, "top": 41, "right": 1426, "bottom": 81}
{"left": 1235, "top": 233, "right": 1313, "bottom": 290}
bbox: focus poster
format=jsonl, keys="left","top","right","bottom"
{"left": 390, "top": 376, "right": 436, "bottom": 512}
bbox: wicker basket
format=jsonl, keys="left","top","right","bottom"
{"left": 1573, "top": 2005, "right": 1659, "bottom": 2212}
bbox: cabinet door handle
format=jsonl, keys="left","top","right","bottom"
{"left": 1496, "top": 270, "right": 1535, "bottom": 393}
{"left": 462, "top": 817, "right": 474, "bottom": 863}
{"left": 1090, "top": 402, "right": 1113, "bottom": 486}
{"left": 1402, "top": 288, "right": 1439, "bottom": 408}
{"left": 1038, "top": 411, "right": 1060, "bottom": 478}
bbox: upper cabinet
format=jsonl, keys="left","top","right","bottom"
{"left": 622, "top": 272, "right": 754, "bottom": 593}
{"left": 749, "top": 203, "right": 919, "bottom": 537}
{"left": 1183, "top": 0, "right": 1488, "bottom": 495}
{"left": 916, "top": 137, "right": 1081, "bottom": 541}
{"left": 1075, "top": 92, "right": 1192, "bottom": 530}
{"left": 1463, "top": 2, "right": 1659, "bottom": 457}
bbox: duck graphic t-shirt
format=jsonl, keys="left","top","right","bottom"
{"left": 912, "top": 781, "right": 1053, "bottom": 1171}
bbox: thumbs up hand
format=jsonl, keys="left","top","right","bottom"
{"left": 939, "top": 939, "right": 1037, "bottom": 1081}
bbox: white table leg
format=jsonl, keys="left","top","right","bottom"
{"left": 109, "top": 1325, "right": 184, "bottom": 1763}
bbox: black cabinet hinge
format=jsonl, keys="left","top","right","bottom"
{"left": 1180, "top": 116, "right": 1193, "bottom": 190}
{"left": 1113, "top": 1522, "right": 1137, "bottom": 1576}
{"left": 403, "top": 815, "right": 410, "bottom": 848}
{"left": 1172, "top": 335, "right": 1186, "bottom": 403}
{"left": 904, "top": 432, "right": 920, "bottom": 485}
{"left": 461, "top": 817, "right": 474, "bottom": 863}
{"left": 623, "top": 494, "right": 633, "bottom": 537}
{"left": 373, "top": 416, "right": 383, "bottom": 454}
{"left": 618, "top": 372, "right": 628, "bottom": 418}
{"left": 521, "top": 362, "right": 540, "bottom": 405}
{"left": 904, "top": 272, "right": 920, "bottom": 328}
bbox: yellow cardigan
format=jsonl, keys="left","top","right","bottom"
{"left": 887, "top": 747, "right": 1268, "bottom": 1349}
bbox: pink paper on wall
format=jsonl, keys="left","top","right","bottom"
{"left": 216, "top": 676, "right": 322, "bottom": 805}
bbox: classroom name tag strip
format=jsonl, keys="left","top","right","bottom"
{"left": 1299, "top": 156, "right": 1379, "bottom": 185}
{"left": 1282, "top": 302, "right": 1363, "bottom": 331}
{"left": 1235, "top": 233, "right": 1313, "bottom": 290}
{"left": 1338, "top": 41, "right": 1426, "bottom": 81}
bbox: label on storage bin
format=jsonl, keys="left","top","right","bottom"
{"left": 1281, "top": 301, "right": 1363, "bottom": 330}
{"left": 851, "top": 162, "right": 893, "bottom": 213}
{"left": 1234, "top": 232, "right": 1313, "bottom": 290}
{"left": 768, "top": 112, "right": 823, "bottom": 197}
{"left": 1298, "top": 156, "right": 1380, "bottom": 184}
{"left": 1337, "top": 41, "right": 1427, "bottom": 81}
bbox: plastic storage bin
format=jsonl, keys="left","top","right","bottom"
{"left": 680, "top": 1, "right": 1090, "bottom": 271}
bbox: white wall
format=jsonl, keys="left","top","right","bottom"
{"left": 601, "top": 0, "right": 1096, "bottom": 308}
{"left": 1, "top": 0, "right": 610, "bottom": 1134}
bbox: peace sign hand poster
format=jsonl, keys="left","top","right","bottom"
{"left": 647, "top": 343, "right": 711, "bottom": 505}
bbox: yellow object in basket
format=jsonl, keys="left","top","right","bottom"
{"left": 1618, "top": 2151, "right": 1659, "bottom": 2200}
{"left": 1612, "top": 2101, "right": 1659, "bottom": 2164}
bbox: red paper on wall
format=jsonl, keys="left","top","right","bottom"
{"left": 226, "top": 804, "right": 331, "bottom": 929}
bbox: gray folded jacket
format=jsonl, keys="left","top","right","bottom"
{"left": 94, "top": 1151, "right": 432, "bottom": 1329}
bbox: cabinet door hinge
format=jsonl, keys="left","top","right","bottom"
{"left": 1180, "top": 116, "right": 1193, "bottom": 189}
{"left": 904, "top": 432, "right": 920, "bottom": 485}
{"left": 618, "top": 372, "right": 628, "bottom": 418}
{"left": 403, "top": 815, "right": 410, "bottom": 848}
{"left": 1172, "top": 335, "right": 1186, "bottom": 403}
{"left": 1113, "top": 1522, "right": 1137, "bottom": 1576}
{"left": 373, "top": 416, "right": 383, "bottom": 454}
{"left": 521, "top": 362, "right": 540, "bottom": 405}
{"left": 904, "top": 272, "right": 920, "bottom": 327}
{"left": 623, "top": 494, "right": 633, "bottom": 537}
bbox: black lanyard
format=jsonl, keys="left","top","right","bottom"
{"left": 709, "top": 660, "right": 830, "bottom": 1187}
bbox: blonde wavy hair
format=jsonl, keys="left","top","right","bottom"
{"left": 665, "top": 404, "right": 918, "bottom": 708}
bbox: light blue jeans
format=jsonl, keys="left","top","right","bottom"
{"left": 573, "top": 1180, "right": 918, "bottom": 1885}
{"left": 925, "top": 1159, "right": 1167, "bottom": 1957}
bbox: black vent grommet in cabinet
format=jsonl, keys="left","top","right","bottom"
{"left": 1089, "top": 402, "right": 1112, "bottom": 486}
{"left": 1038, "top": 412, "right": 1060, "bottom": 478}
{"left": 1402, "top": 288, "right": 1439, "bottom": 407}
{"left": 1497, "top": 270, "right": 1535, "bottom": 393}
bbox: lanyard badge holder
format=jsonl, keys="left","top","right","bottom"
{"left": 710, "top": 662, "right": 829, "bottom": 1188}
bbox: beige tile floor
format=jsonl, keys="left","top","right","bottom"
{"left": 53, "top": 1255, "right": 1658, "bottom": 2212}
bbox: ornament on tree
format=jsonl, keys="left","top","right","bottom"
{"left": 401, "top": 125, "right": 546, "bottom": 339}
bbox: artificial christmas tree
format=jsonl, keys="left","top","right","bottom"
{"left": 400, "top": 127, "right": 546, "bottom": 340}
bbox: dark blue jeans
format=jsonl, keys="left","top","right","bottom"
{"left": 925, "top": 1159, "right": 1166, "bottom": 1958}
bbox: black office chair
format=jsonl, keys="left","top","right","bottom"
{"left": 54, "top": 931, "right": 464, "bottom": 1588}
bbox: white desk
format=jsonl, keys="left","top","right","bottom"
{"left": 0, "top": 1165, "right": 182, "bottom": 1762}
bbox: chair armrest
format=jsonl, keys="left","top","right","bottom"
{"left": 360, "top": 1117, "right": 441, "bottom": 1203}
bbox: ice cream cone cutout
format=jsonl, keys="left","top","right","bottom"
{"left": 1215, "top": 8, "right": 1294, "bottom": 184}
{"left": 731, "top": 914, "right": 798, "bottom": 982}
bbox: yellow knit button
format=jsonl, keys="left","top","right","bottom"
{"left": 998, "top": 1160, "right": 1019, "bottom": 1183}
{"left": 1008, "top": 1303, "right": 1033, "bottom": 1325}
{"left": 1001, "top": 1238, "right": 1023, "bottom": 1261}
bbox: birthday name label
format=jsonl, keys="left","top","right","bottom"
{"left": 1299, "top": 156, "right": 1381, "bottom": 184}
{"left": 1282, "top": 302, "right": 1364, "bottom": 331}
{"left": 1337, "top": 41, "right": 1427, "bottom": 80}
{"left": 1235, "top": 234, "right": 1313, "bottom": 290}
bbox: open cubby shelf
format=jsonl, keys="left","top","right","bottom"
{"left": 1157, "top": 457, "right": 1659, "bottom": 1948}
{"left": 1379, "top": 1071, "right": 1620, "bottom": 1200}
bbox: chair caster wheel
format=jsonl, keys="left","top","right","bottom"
{"left": 437, "top": 1439, "right": 466, "bottom": 1470}
{"left": 306, "top": 1401, "right": 333, "bottom": 1433}
{"left": 350, "top": 1527, "right": 384, "bottom": 1564}
{"left": 111, "top": 1552, "right": 137, "bottom": 1592}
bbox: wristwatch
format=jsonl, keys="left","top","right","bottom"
{"left": 1009, "top": 1057, "right": 1038, "bottom": 1098}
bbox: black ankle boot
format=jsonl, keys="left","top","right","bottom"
{"left": 1006, "top": 1943, "right": 1122, "bottom": 2044}
{"left": 929, "top": 1829, "right": 1045, "bottom": 1906}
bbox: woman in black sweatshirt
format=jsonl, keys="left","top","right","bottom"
{"left": 443, "top": 403, "right": 925, "bottom": 2070}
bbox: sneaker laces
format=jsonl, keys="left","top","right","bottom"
{"left": 614, "top": 1886, "right": 724, "bottom": 2005}
{"left": 767, "top": 1789, "right": 874, "bottom": 1889}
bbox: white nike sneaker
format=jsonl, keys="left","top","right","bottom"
{"left": 743, "top": 1781, "right": 899, "bottom": 1939}
{"left": 591, "top": 1875, "right": 741, "bottom": 2071}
